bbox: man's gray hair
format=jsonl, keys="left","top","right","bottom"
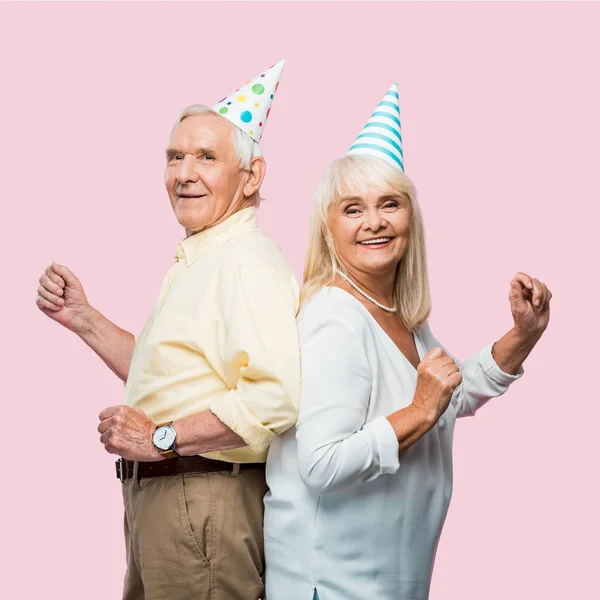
{"left": 171, "top": 104, "right": 263, "bottom": 170}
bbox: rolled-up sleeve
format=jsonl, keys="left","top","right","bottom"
{"left": 296, "top": 317, "right": 400, "bottom": 495}
{"left": 421, "top": 322, "right": 524, "bottom": 418}
{"left": 208, "top": 264, "right": 301, "bottom": 454}
{"left": 453, "top": 342, "right": 524, "bottom": 417}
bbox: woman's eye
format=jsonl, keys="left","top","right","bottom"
{"left": 345, "top": 208, "right": 360, "bottom": 215}
{"left": 384, "top": 202, "right": 398, "bottom": 209}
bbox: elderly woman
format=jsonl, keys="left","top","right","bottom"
{"left": 263, "top": 84, "right": 551, "bottom": 600}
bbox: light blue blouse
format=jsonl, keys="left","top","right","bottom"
{"left": 264, "top": 287, "right": 524, "bottom": 600}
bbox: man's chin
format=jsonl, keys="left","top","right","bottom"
{"left": 174, "top": 210, "right": 209, "bottom": 233}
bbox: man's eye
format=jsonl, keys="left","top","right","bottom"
{"left": 168, "top": 155, "right": 183, "bottom": 162}
{"left": 202, "top": 155, "right": 215, "bottom": 161}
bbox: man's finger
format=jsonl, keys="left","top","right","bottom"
{"left": 40, "top": 273, "right": 64, "bottom": 297}
{"left": 52, "top": 263, "right": 79, "bottom": 288}
{"left": 37, "top": 285, "right": 64, "bottom": 306}
{"left": 99, "top": 406, "right": 122, "bottom": 421}
{"left": 36, "top": 295, "right": 61, "bottom": 312}
{"left": 98, "top": 417, "right": 114, "bottom": 434}
{"left": 45, "top": 264, "right": 65, "bottom": 289}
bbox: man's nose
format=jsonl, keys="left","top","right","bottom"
{"left": 176, "top": 155, "right": 200, "bottom": 184}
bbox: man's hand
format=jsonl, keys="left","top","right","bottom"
{"left": 98, "top": 406, "right": 161, "bottom": 462}
{"left": 36, "top": 262, "right": 94, "bottom": 334}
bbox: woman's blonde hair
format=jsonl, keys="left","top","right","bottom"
{"left": 301, "top": 154, "right": 431, "bottom": 331}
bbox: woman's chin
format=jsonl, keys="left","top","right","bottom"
{"left": 357, "top": 257, "right": 399, "bottom": 276}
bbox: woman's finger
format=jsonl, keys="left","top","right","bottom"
{"left": 530, "top": 278, "right": 544, "bottom": 308}
{"left": 513, "top": 272, "right": 534, "bottom": 292}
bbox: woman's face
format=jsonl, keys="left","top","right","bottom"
{"left": 327, "top": 185, "right": 411, "bottom": 278}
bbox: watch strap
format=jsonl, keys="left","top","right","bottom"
{"left": 158, "top": 449, "right": 179, "bottom": 460}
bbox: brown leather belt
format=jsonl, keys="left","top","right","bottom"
{"left": 116, "top": 456, "right": 265, "bottom": 482}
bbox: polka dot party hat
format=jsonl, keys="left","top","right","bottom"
{"left": 212, "top": 59, "right": 285, "bottom": 144}
{"left": 347, "top": 82, "right": 405, "bottom": 172}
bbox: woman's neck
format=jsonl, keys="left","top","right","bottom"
{"left": 337, "top": 264, "right": 396, "bottom": 307}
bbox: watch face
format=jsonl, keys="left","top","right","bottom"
{"left": 153, "top": 425, "right": 176, "bottom": 451}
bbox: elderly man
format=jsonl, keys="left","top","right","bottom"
{"left": 36, "top": 60, "right": 300, "bottom": 600}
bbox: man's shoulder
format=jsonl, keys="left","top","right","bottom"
{"left": 221, "top": 228, "right": 293, "bottom": 274}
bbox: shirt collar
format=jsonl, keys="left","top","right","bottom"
{"left": 175, "top": 206, "right": 258, "bottom": 266}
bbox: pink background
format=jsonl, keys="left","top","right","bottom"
{"left": 2, "top": 2, "right": 599, "bottom": 598}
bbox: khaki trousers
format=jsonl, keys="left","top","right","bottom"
{"left": 121, "top": 465, "right": 267, "bottom": 600}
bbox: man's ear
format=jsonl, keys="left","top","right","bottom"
{"left": 243, "top": 156, "right": 266, "bottom": 198}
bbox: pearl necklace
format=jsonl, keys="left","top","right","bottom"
{"left": 336, "top": 270, "right": 397, "bottom": 313}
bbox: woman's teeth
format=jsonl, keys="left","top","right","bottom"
{"left": 359, "top": 238, "right": 392, "bottom": 245}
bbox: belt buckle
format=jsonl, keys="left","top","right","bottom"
{"left": 117, "top": 457, "right": 126, "bottom": 483}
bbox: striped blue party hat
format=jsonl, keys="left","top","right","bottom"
{"left": 347, "top": 82, "right": 404, "bottom": 172}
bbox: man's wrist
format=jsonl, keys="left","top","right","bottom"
{"left": 72, "top": 305, "right": 99, "bottom": 339}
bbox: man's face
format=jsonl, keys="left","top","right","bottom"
{"left": 165, "top": 113, "right": 247, "bottom": 236}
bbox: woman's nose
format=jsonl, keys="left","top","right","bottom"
{"left": 176, "top": 155, "right": 200, "bottom": 184}
{"left": 363, "top": 209, "right": 385, "bottom": 231}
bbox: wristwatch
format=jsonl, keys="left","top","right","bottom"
{"left": 152, "top": 421, "right": 179, "bottom": 459}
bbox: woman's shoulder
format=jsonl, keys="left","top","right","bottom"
{"left": 297, "top": 287, "right": 372, "bottom": 339}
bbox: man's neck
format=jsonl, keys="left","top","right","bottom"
{"left": 185, "top": 199, "right": 255, "bottom": 239}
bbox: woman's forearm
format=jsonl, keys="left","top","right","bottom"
{"left": 491, "top": 327, "right": 540, "bottom": 375}
{"left": 387, "top": 403, "right": 437, "bottom": 453}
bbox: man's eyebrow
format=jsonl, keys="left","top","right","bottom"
{"left": 165, "top": 146, "right": 217, "bottom": 157}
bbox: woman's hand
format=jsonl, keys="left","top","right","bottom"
{"left": 411, "top": 347, "right": 462, "bottom": 425}
{"left": 509, "top": 272, "right": 552, "bottom": 339}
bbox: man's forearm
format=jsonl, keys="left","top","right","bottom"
{"left": 76, "top": 307, "right": 135, "bottom": 382}
{"left": 173, "top": 410, "right": 248, "bottom": 456}
{"left": 492, "top": 327, "right": 539, "bottom": 375}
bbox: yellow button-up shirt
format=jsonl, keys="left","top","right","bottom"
{"left": 124, "top": 207, "right": 301, "bottom": 463}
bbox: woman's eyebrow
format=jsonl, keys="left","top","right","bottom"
{"left": 339, "top": 195, "right": 363, "bottom": 205}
